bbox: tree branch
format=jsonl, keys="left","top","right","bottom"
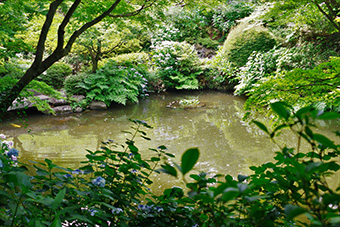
{"left": 109, "top": 0, "right": 156, "bottom": 18}
{"left": 313, "top": 0, "right": 340, "bottom": 32}
{"left": 63, "top": 0, "right": 122, "bottom": 54}
{"left": 57, "top": 0, "right": 81, "bottom": 51}
{"left": 34, "top": 0, "right": 63, "bottom": 65}
{"left": 102, "top": 39, "right": 125, "bottom": 55}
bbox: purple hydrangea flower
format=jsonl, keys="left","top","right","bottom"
{"left": 92, "top": 176, "right": 105, "bottom": 187}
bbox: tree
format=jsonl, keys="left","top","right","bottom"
{"left": 262, "top": 0, "right": 340, "bottom": 33}
{"left": 0, "top": 0, "right": 176, "bottom": 120}
{"left": 77, "top": 23, "right": 144, "bottom": 73}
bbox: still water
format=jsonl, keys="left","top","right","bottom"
{"left": 1, "top": 90, "right": 339, "bottom": 192}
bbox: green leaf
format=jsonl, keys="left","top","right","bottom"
{"left": 237, "top": 183, "right": 248, "bottom": 193}
{"left": 237, "top": 174, "right": 248, "bottom": 182}
{"left": 51, "top": 188, "right": 66, "bottom": 210}
{"left": 160, "top": 164, "right": 178, "bottom": 177}
{"left": 285, "top": 204, "right": 306, "bottom": 220}
{"left": 181, "top": 148, "right": 199, "bottom": 176}
{"left": 51, "top": 215, "right": 62, "bottom": 227}
{"left": 251, "top": 120, "right": 269, "bottom": 134}
{"left": 317, "top": 112, "right": 340, "bottom": 120}
{"left": 270, "top": 102, "right": 291, "bottom": 120}
{"left": 313, "top": 134, "right": 337, "bottom": 149}
{"left": 150, "top": 157, "right": 160, "bottom": 162}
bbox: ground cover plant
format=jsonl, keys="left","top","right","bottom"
{"left": 1, "top": 103, "right": 339, "bottom": 226}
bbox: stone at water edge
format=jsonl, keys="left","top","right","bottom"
{"left": 89, "top": 101, "right": 107, "bottom": 110}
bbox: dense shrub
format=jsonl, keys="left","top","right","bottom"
{"left": 150, "top": 23, "right": 181, "bottom": 47}
{"left": 79, "top": 60, "right": 149, "bottom": 106}
{"left": 200, "top": 52, "right": 236, "bottom": 91}
{"left": 243, "top": 57, "right": 340, "bottom": 113}
{"left": 38, "top": 62, "right": 72, "bottom": 89}
{"left": 211, "top": 2, "right": 253, "bottom": 36}
{"left": 64, "top": 72, "right": 90, "bottom": 96}
{"left": 0, "top": 55, "right": 32, "bottom": 79}
{"left": 109, "top": 52, "right": 150, "bottom": 65}
{"left": 234, "top": 43, "right": 340, "bottom": 98}
{"left": 221, "top": 23, "right": 276, "bottom": 67}
{"left": 196, "top": 37, "right": 220, "bottom": 50}
{"left": 151, "top": 41, "right": 201, "bottom": 90}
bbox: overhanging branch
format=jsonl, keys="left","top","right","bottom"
{"left": 109, "top": 0, "right": 156, "bottom": 18}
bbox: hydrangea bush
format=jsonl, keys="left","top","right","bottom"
{"left": 151, "top": 41, "right": 201, "bottom": 90}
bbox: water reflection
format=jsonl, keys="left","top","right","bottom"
{"left": 1, "top": 90, "right": 339, "bottom": 192}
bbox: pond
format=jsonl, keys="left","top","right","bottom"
{"left": 1, "top": 90, "right": 339, "bottom": 194}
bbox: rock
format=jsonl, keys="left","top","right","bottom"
{"left": 72, "top": 95, "right": 85, "bottom": 102}
{"left": 52, "top": 105, "right": 73, "bottom": 114}
{"left": 7, "top": 98, "right": 33, "bottom": 111}
{"left": 49, "top": 98, "right": 68, "bottom": 106}
{"left": 35, "top": 95, "right": 50, "bottom": 101}
{"left": 89, "top": 101, "right": 107, "bottom": 110}
{"left": 167, "top": 99, "right": 206, "bottom": 109}
{"left": 74, "top": 107, "right": 83, "bottom": 113}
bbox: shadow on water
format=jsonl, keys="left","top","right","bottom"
{"left": 1, "top": 90, "right": 339, "bottom": 194}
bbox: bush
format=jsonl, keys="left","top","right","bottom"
{"left": 243, "top": 57, "right": 340, "bottom": 113}
{"left": 110, "top": 52, "right": 150, "bottom": 65}
{"left": 79, "top": 60, "right": 149, "bottom": 106}
{"left": 0, "top": 56, "right": 32, "bottom": 79}
{"left": 221, "top": 23, "right": 276, "bottom": 67}
{"left": 196, "top": 37, "right": 220, "bottom": 50}
{"left": 64, "top": 72, "right": 90, "bottom": 96}
{"left": 200, "top": 52, "right": 237, "bottom": 91}
{"left": 38, "top": 62, "right": 72, "bottom": 89}
{"left": 234, "top": 43, "right": 339, "bottom": 97}
{"left": 151, "top": 41, "right": 201, "bottom": 90}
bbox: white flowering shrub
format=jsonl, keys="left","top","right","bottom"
{"left": 151, "top": 41, "right": 201, "bottom": 90}
{"left": 150, "top": 23, "right": 181, "bottom": 48}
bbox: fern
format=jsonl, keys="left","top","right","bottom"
{"left": 81, "top": 60, "right": 148, "bottom": 106}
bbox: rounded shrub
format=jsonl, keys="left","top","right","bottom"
{"left": 64, "top": 72, "right": 90, "bottom": 96}
{"left": 151, "top": 41, "right": 201, "bottom": 90}
{"left": 110, "top": 52, "right": 149, "bottom": 65}
{"left": 38, "top": 62, "right": 72, "bottom": 89}
{"left": 221, "top": 24, "right": 276, "bottom": 67}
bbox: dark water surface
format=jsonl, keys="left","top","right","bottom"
{"left": 1, "top": 90, "right": 339, "bottom": 192}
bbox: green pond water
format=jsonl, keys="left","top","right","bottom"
{"left": 1, "top": 90, "right": 339, "bottom": 194}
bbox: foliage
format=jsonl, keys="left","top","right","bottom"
{"left": 165, "top": 2, "right": 254, "bottom": 43}
{"left": 64, "top": 72, "right": 90, "bottom": 96}
{"left": 200, "top": 52, "right": 237, "bottom": 91}
{"left": 211, "top": 1, "right": 254, "bottom": 36}
{"left": 0, "top": 120, "right": 175, "bottom": 226}
{"left": 0, "top": 0, "right": 35, "bottom": 60}
{"left": 261, "top": 0, "right": 340, "bottom": 34}
{"left": 234, "top": 43, "right": 334, "bottom": 96}
{"left": 151, "top": 41, "right": 201, "bottom": 90}
{"left": 221, "top": 23, "right": 276, "bottom": 67}
{"left": 76, "top": 22, "right": 146, "bottom": 73}
{"left": 37, "top": 62, "right": 72, "bottom": 90}
{"left": 0, "top": 0, "right": 177, "bottom": 120}
{"left": 1, "top": 104, "right": 340, "bottom": 226}
{"left": 243, "top": 56, "right": 340, "bottom": 113}
{"left": 0, "top": 55, "right": 32, "bottom": 79}
{"left": 109, "top": 52, "right": 150, "bottom": 66}
{"left": 196, "top": 37, "right": 220, "bottom": 50}
{"left": 150, "top": 23, "right": 182, "bottom": 47}
{"left": 0, "top": 76, "right": 63, "bottom": 114}
{"left": 79, "top": 60, "right": 149, "bottom": 106}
